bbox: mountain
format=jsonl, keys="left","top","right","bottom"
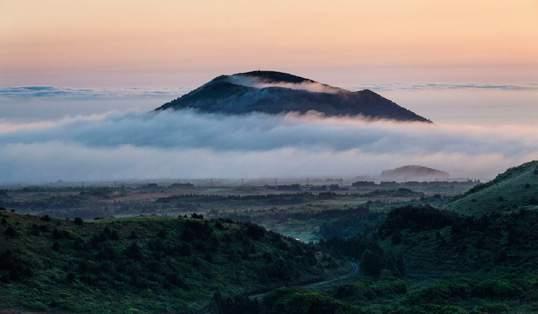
{"left": 156, "top": 70, "right": 431, "bottom": 122}
{"left": 380, "top": 165, "right": 449, "bottom": 182}
{"left": 449, "top": 160, "right": 538, "bottom": 215}
{"left": 0, "top": 210, "right": 342, "bottom": 313}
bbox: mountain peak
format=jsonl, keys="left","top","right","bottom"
{"left": 234, "top": 70, "right": 314, "bottom": 84}
{"left": 156, "top": 70, "right": 431, "bottom": 123}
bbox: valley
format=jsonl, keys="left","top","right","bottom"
{"left": 1, "top": 162, "right": 538, "bottom": 313}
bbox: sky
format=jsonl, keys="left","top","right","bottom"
{"left": 1, "top": 0, "right": 537, "bottom": 183}
{"left": 2, "top": 0, "right": 538, "bottom": 87}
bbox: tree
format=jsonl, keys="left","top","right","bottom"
{"left": 128, "top": 230, "right": 138, "bottom": 239}
{"left": 4, "top": 226, "right": 17, "bottom": 238}
{"left": 360, "top": 249, "right": 384, "bottom": 277}
{"left": 157, "top": 229, "right": 168, "bottom": 239}
{"left": 74, "top": 217, "right": 84, "bottom": 225}
{"left": 124, "top": 242, "right": 143, "bottom": 260}
{"left": 391, "top": 230, "right": 402, "bottom": 245}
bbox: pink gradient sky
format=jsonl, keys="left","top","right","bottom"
{"left": 2, "top": 0, "right": 538, "bottom": 87}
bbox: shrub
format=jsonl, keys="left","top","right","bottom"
{"left": 245, "top": 223, "right": 265, "bottom": 240}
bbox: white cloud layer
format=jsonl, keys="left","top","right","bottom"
{"left": 0, "top": 110, "right": 537, "bottom": 183}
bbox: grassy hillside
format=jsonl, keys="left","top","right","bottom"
{"left": 0, "top": 209, "right": 341, "bottom": 313}
{"left": 448, "top": 161, "right": 538, "bottom": 215}
{"left": 213, "top": 206, "right": 538, "bottom": 313}
{"left": 221, "top": 272, "right": 538, "bottom": 314}
{"left": 379, "top": 206, "right": 538, "bottom": 276}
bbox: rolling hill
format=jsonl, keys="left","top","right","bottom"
{"left": 0, "top": 209, "right": 342, "bottom": 313}
{"left": 156, "top": 70, "right": 431, "bottom": 122}
{"left": 448, "top": 160, "right": 538, "bottom": 215}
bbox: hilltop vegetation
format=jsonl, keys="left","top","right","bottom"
{"left": 0, "top": 209, "right": 341, "bottom": 313}
{"left": 449, "top": 160, "right": 538, "bottom": 215}
{"left": 212, "top": 205, "right": 538, "bottom": 313}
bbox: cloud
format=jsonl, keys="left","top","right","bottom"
{"left": 0, "top": 110, "right": 537, "bottom": 183}
{"left": 227, "top": 75, "right": 344, "bottom": 94}
{"left": 357, "top": 83, "right": 538, "bottom": 92}
{"left": 0, "top": 86, "right": 182, "bottom": 99}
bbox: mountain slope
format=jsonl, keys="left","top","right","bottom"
{"left": 0, "top": 210, "right": 341, "bottom": 313}
{"left": 448, "top": 161, "right": 538, "bottom": 215}
{"left": 156, "top": 70, "right": 431, "bottom": 122}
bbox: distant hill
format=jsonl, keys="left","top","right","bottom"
{"left": 448, "top": 161, "right": 538, "bottom": 215}
{"left": 0, "top": 210, "right": 340, "bottom": 312}
{"left": 156, "top": 70, "right": 431, "bottom": 122}
{"left": 380, "top": 165, "right": 449, "bottom": 182}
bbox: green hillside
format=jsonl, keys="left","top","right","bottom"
{"left": 0, "top": 209, "right": 341, "bottom": 313}
{"left": 449, "top": 161, "right": 538, "bottom": 215}
{"left": 379, "top": 206, "right": 538, "bottom": 276}
{"left": 213, "top": 206, "right": 538, "bottom": 313}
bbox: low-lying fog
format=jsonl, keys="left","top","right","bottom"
{"left": 0, "top": 84, "right": 536, "bottom": 184}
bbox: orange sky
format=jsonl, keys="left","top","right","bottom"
{"left": 2, "top": 0, "right": 537, "bottom": 87}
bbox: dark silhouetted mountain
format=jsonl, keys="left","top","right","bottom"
{"left": 381, "top": 165, "right": 450, "bottom": 181}
{"left": 156, "top": 70, "right": 431, "bottom": 122}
